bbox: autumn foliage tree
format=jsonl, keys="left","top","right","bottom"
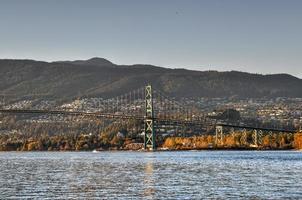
{"left": 294, "top": 133, "right": 302, "bottom": 149}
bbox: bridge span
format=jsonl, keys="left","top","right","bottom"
{"left": 0, "top": 84, "right": 299, "bottom": 150}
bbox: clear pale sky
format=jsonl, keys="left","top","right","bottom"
{"left": 0, "top": 0, "right": 301, "bottom": 77}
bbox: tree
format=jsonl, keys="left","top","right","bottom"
{"left": 294, "top": 133, "right": 302, "bottom": 149}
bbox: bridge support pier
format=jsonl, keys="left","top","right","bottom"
{"left": 252, "top": 129, "right": 263, "bottom": 147}
{"left": 252, "top": 130, "right": 258, "bottom": 147}
{"left": 258, "top": 130, "right": 263, "bottom": 146}
{"left": 230, "top": 128, "right": 235, "bottom": 137}
{"left": 240, "top": 129, "right": 247, "bottom": 146}
{"left": 269, "top": 131, "right": 273, "bottom": 146}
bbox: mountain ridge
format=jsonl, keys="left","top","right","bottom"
{"left": 0, "top": 58, "right": 301, "bottom": 101}
{"left": 54, "top": 57, "right": 115, "bottom": 67}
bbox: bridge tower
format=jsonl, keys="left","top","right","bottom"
{"left": 144, "top": 84, "right": 155, "bottom": 150}
{"left": 215, "top": 125, "right": 224, "bottom": 146}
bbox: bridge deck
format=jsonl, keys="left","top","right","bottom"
{"left": 0, "top": 109, "right": 204, "bottom": 126}
{"left": 216, "top": 123, "right": 297, "bottom": 133}
{"left": 0, "top": 109, "right": 298, "bottom": 133}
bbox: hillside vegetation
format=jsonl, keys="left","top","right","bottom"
{"left": 0, "top": 58, "right": 302, "bottom": 102}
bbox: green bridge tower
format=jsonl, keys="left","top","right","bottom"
{"left": 144, "top": 84, "right": 155, "bottom": 150}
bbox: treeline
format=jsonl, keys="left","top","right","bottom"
{"left": 0, "top": 115, "right": 143, "bottom": 151}
{"left": 0, "top": 133, "right": 137, "bottom": 151}
{"left": 0, "top": 129, "right": 141, "bottom": 151}
{"left": 1, "top": 131, "right": 302, "bottom": 151}
{"left": 163, "top": 132, "right": 302, "bottom": 150}
{"left": 1, "top": 115, "right": 302, "bottom": 151}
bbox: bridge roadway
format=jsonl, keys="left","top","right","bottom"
{"left": 0, "top": 109, "right": 204, "bottom": 126}
{"left": 216, "top": 123, "right": 297, "bottom": 133}
{"left": 0, "top": 109, "right": 298, "bottom": 133}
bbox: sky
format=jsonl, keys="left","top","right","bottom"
{"left": 0, "top": 0, "right": 301, "bottom": 77}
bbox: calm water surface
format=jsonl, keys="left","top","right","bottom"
{"left": 0, "top": 151, "right": 301, "bottom": 199}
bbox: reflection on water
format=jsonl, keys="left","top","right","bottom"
{"left": 144, "top": 156, "right": 155, "bottom": 198}
{"left": 0, "top": 151, "right": 302, "bottom": 199}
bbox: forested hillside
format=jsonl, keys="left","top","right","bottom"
{"left": 0, "top": 58, "right": 301, "bottom": 101}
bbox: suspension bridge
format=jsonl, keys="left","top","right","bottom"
{"left": 0, "top": 84, "right": 299, "bottom": 150}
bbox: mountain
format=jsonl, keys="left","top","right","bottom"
{"left": 54, "top": 57, "right": 114, "bottom": 67}
{"left": 0, "top": 58, "right": 301, "bottom": 101}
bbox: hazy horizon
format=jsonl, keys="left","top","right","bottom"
{"left": 0, "top": 0, "right": 301, "bottom": 77}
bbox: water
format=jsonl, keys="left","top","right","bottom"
{"left": 0, "top": 151, "right": 301, "bottom": 199}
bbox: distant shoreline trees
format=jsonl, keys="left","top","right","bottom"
{"left": 0, "top": 115, "right": 301, "bottom": 151}
{"left": 163, "top": 132, "right": 301, "bottom": 150}
{"left": 1, "top": 131, "right": 301, "bottom": 151}
{"left": 294, "top": 133, "right": 302, "bottom": 149}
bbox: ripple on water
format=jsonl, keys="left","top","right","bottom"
{"left": 0, "top": 151, "right": 301, "bottom": 199}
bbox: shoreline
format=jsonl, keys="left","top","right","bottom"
{"left": 0, "top": 148, "right": 300, "bottom": 152}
